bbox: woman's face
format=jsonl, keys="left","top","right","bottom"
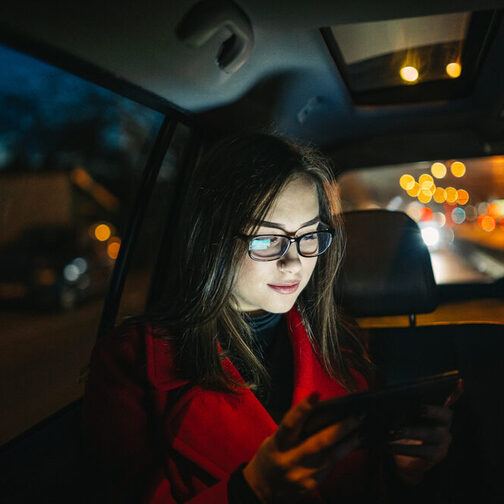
{"left": 233, "top": 176, "right": 320, "bottom": 313}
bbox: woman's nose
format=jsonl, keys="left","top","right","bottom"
{"left": 278, "top": 246, "right": 302, "bottom": 274}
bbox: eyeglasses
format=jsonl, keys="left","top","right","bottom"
{"left": 239, "top": 228, "right": 334, "bottom": 261}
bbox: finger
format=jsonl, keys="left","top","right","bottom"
{"left": 420, "top": 404, "right": 453, "bottom": 426}
{"left": 390, "top": 440, "right": 450, "bottom": 460}
{"left": 445, "top": 378, "right": 464, "bottom": 407}
{"left": 275, "top": 392, "right": 320, "bottom": 451}
{"left": 389, "top": 425, "right": 451, "bottom": 445}
{"left": 293, "top": 415, "right": 362, "bottom": 462}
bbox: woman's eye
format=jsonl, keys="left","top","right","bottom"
{"left": 302, "top": 233, "right": 317, "bottom": 241}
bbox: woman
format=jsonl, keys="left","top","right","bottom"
{"left": 83, "top": 134, "right": 454, "bottom": 503}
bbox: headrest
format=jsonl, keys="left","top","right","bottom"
{"left": 338, "top": 210, "right": 438, "bottom": 317}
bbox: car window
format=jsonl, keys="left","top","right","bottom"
{"left": 0, "top": 43, "right": 185, "bottom": 444}
{"left": 337, "top": 156, "right": 504, "bottom": 285}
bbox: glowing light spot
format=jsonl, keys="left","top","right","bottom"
{"left": 95, "top": 224, "right": 111, "bottom": 242}
{"left": 499, "top": 217, "right": 504, "bottom": 231}
{"left": 446, "top": 62, "right": 462, "bottom": 78}
{"left": 452, "top": 207, "right": 466, "bottom": 224}
{"left": 72, "top": 257, "right": 88, "bottom": 274}
{"left": 419, "top": 174, "right": 434, "bottom": 185}
{"left": 407, "top": 182, "right": 421, "bottom": 197}
{"left": 418, "top": 190, "right": 432, "bottom": 204}
{"left": 433, "top": 212, "right": 446, "bottom": 227}
{"left": 478, "top": 214, "right": 496, "bottom": 232}
{"left": 420, "top": 207, "right": 434, "bottom": 222}
{"left": 445, "top": 187, "right": 458, "bottom": 204}
{"left": 400, "top": 174, "right": 415, "bottom": 190}
{"left": 477, "top": 202, "right": 489, "bottom": 215}
{"left": 433, "top": 187, "right": 447, "bottom": 203}
{"left": 107, "top": 238, "right": 121, "bottom": 260}
{"left": 465, "top": 205, "right": 477, "bottom": 221}
{"left": 421, "top": 227, "right": 439, "bottom": 246}
{"left": 63, "top": 264, "right": 80, "bottom": 282}
{"left": 457, "top": 189, "right": 469, "bottom": 205}
{"left": 400, "top": 66, "right": 419, "bottom": 83}
{"left": 488, "top": 202, "right": 503, "bottom": 219}
{"left": 431, "top": 162, "right": 447, "bottom": 178}
{"left": 406, "top": 202, "right": 422, "bottom": 221}
{"left": 450, "top": 161, "right": 466, "bottom": 177}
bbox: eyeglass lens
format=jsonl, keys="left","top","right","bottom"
{"left": 249, "top": 231, "right": 332, "bottom": 260}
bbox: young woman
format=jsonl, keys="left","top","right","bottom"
{"left": 83, "top": 134, "right": 454, "bottom": 503}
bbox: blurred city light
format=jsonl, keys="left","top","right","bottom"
{"left": 431, "top": 162, "right": 447, "bottom": 178}
{"left": 452, "top": 207, "right": 466, "bottom": 224}
{"left": 445, "top": 187, "right": 458, "bottom": 204}
{"left": 433, "top": 187, "right": 447, "bottom": 203}
{"left": 457, "top": 189, "right": 469, "bottom": 205}
{"left": 407, "top": 182, "right": 421, "bottom": 197}
{"left": 94, "top": 224, "right": 111, "bottom": 241}
{"left": 400, "top": 174, "right": 415, "bottom": 190}
{"left": 107, "top": 237, "right": 121, "bottom": 259}
{"left": 450, "top": 161, "right": 466, "bottom": 177}
{"left": 421, "top": 227, "right": 439, "bottom": 246}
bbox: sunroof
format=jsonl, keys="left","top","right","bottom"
{"left": 323, "top": 10, "right": 499, "bottom": 104}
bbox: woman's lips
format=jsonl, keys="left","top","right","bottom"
{"left": 267, "top": 281, "right": 300, "bottom": 295}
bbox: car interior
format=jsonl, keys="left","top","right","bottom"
{"left": 1, "top": 1, "right": 503, "bottom": 502}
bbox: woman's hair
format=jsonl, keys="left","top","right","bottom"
{"left": 152, "top": 133, "right": 370, "bottom": 391}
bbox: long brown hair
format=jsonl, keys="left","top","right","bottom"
{"left": 151, "top": 133, "right": 370, "bottom": 391}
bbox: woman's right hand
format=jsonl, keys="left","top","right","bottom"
{"left": 242, "top": 393, "right": 363, "bottom": 503}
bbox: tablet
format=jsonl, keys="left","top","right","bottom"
{"left": 300, "top": 370, "right": 461, "bottom": 445}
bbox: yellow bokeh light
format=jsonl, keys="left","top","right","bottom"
{"left": 419, "top": 174, "right": 434, "bottom": 185}
{"left": 400, "top": 174, "right": 415, "bottom": 190}
{"left": 450, "top": 161, "right": 466, "bottom": 177}
{"left": 433, "top": 187, "right": 447, "bottom": 203}
{"left": 95, "top": 224, "right": 111, "bottom": 242}
{"left": 457, "top": 189, "right": 469, "bottom": 205}
{"left": 420, "top": 180, "right": 435, "bottom": 193}
{"left": 445, "top": 187, "right": 458, "bottom": 204}
{"left": 446, "top": 62, "right": 462, "bottom": 78}
{"left": 431, "top": 162, "right": 447, "bottom": 179}
{"left": 407, "top": 182, "right": 421, "bottom": 197}
{"left": 418, "top": 190, "right": 432, "bottom": 204}
{"left": 488, "top": 202, "right": 503, "bottom": 219}
{"left": 400, "top": 66, "right": 419, "bottom": 83}
{"left": 481, "top": 215, "right": 496, "bottom": 232}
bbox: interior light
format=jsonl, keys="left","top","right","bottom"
{"left": 431, "top": 162, "right": 447, "bottom": 178}
{"left": 400, "top": 66, "right": 419, "bottom": 82}
{"left": 446, "top": 62, "right": 462, "bottom": 78}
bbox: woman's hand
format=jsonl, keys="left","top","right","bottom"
{"left": 242, "top": 393, "right": 363, "bottom": 503}
{"left": 389, "top": 380, "right": 463, "bottom": 485}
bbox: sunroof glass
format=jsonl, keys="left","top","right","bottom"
{"left": 324, "top": 10, "right": 498, "bottom": 104}
{"left": 331, "top": 12, "right": 470, "bottom": 92}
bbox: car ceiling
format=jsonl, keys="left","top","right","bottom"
{"left": 1, "top": 0, "right": 504, "bottom": 169}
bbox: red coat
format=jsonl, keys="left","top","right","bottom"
{"left": 83, "top": 307, "right": 369, "bottom": 503}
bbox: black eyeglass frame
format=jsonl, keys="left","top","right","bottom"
{"left": 238, "top": 228, "right": 335, "bottom": 262}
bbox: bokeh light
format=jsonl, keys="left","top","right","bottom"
{"left": 445, "top": 187, "right": 458, "bottom": 204}
{"left": 400, "top": 66, "right": 419, "bottom": 82}
{"left": 478, "top": 214, "right": 496, "bottom": 232}
{"left": 457, "top": 189, "right": 469, "bottom": 205}
{"left": 431, "top": 162, "right": 447, "bottom": 178}
{"left": 488, "top": 202, "right": 503, "bottom": 219}
{"left": 450, "top": 161, "right": 466, "bottom": 177}
{"left": 407, "top": 182, "right": 421, "bottom": 197}
{"left": 420, "top": 207, "right": 434, "bottom": 222}
{"left": 400, "top": 174, "right": 415, "bottom": 190}
{"left": 452, "top": 207, "right": 466, "bottom": 224}
{"left": 406, "top": 202, "right": 422, "bottom": 221}
{"left": 94, "top": 224, "right": 111, "bottom": 242}
{"left": 446, "top": 62, "right": 462, "bottom": 78}
{"left": 418, "top": 190, "right": 432, "bottom": 204}
{"left": 433, "top": 212, "right": 446, "bottom": 227}
{"left": 107, "top": 237, "right": 121, "bottom": 259}
{"left": 465, "top": 205, "right": 477, "bottom": 221}
{"left": 421, "top": 227, "right": 439, "bottom": 246}
{"left": 433, "top": 187, "right": 447, "bottom": 203}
